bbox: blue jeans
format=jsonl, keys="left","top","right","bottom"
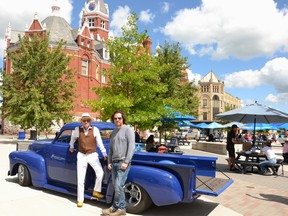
{"left": 111, "top": 162, "right": 131, "bottom": 210}
{"left": 259, "top": 158, "right": 277, "bottom": 172}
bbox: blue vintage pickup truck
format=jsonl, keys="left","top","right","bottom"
{"left": 8, "top": 122, "right": 233, "bottom": 214}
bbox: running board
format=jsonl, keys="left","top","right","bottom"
{"left": 43, "top": 184, "right": 105, "bottom": 200}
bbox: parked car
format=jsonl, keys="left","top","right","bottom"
{"left": 8, "top": 122, "right": 233, "bottom": 214}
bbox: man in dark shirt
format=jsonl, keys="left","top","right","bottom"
{"left": 135, "top": 128, "right": 141, "bottom": 143}
{"left": 226, "top": 124, "right": 240, "bottom": 171}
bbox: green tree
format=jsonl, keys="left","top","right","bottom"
{"left": 154, "top": 41, "right": 199, "bottom": 116}
{"left": 2, "top": 34, "right": 76, "bottom": 132}
{"left": 87, "top": 13, "right": 199, "bottom": 130}
{"left": 87, "top": 13, "right": 167, "bottom": 129}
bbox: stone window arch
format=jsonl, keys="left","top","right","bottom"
{"left": 212, "top": 95, "right": 220, "bottom": 119}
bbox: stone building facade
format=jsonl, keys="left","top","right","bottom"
{"left": 197, "top": 71, "right": 241, "bottom": 121}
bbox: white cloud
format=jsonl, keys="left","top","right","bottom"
{"left": 266, "top": 92, "right": 288, "bottom": 103}
{"left": 162, "top": 0, "right": 288, "bottom": 60}
{"left": 224, "top": 57, "right": 288, "bottom": 92}
{"left": 139, "top": 10, "right": 155, "bottom": 24}
{"left": 161, "top": 2, "right": 170, "bottom": 14}
{"left": 265, "top": 94, "right": 279, "bottom": 103}
{"left": 260, "top": 57, "right": 288, "bottom": 93}
{"left": 0, "top": 0, "right": 73, "bottom": 60}
{"left": 109, "top": 5, "right": 131, "bottom": 37}
{"left": 186, "top": 68, "right": 201, "bottom": 85}
{"left": 223, "top": 57, "right": 288, "bottom": 107}
{"left": 223, "top": 69, "right": 261, "bottom": 88}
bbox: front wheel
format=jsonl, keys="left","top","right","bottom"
{"left": 18, "top": 164, "right": 31, "bottom": 186}
{"left": 125, "top": 183, "right": 152, "bottom": 214}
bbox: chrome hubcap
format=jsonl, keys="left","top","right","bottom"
{"left": 124, "top": 183, "right": 142, "bottom": 206}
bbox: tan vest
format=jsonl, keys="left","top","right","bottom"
{"left": 78, "top": 127, "right": 97, "bottom": 154}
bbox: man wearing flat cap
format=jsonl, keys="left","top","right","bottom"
{"left": 69, "top": 113, "right": 107, "bottom": 207}
{"left": 226, "top": 124, "right": 240, "bottom": 171}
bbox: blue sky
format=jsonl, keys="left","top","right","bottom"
{"left": 1, "top": 0, "right": 288, "bottom": 113}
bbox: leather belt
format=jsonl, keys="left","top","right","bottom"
{"left": 112, "top": 160, "right": 124, "bottom": 163}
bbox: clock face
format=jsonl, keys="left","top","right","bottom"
{"left": 88, "top": 3, "right": 96, "bottom": 11}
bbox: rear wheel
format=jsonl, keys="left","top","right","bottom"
{"left": 125, "top": 183, "right": 152, "bottom": 214}
{"left": 18, "top": 164, "right": 31, "bottom": 186}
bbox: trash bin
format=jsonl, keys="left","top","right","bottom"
{"left": 29, "top": 130, "right": 37, "bottom": 140}
{"left": 18, "top": 132, "right": 25, "bottom": 140}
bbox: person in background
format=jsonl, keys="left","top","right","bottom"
{"left": 135, "top": 128, "right": 141, "bottom": 143}
{"left": 208, "top": 133, "right": 214, "bottom": 142}
{"left": 282, "top": 139, "right": 288, "bottom": 163}
{"left": 157, "top": 144, "right": 167, "bottom": 153}
{"left": 259, "top": 140, "right": 277, "bottom": 175}
{"left": 244, "top": 131, "right": 252, "bottom": 141}
{"left": 69, "top": 113, "right": 107, "bottom": 208}
{"left": 145, "top": 135, "right": 157, "bottom": 152}
{"left": 102, "top": 110, "right": 135, "bottom": 216}
{"left": 226, "top": 124, "right": 241, "bottom": 171}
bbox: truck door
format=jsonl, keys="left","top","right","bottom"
{"left": 46, "top": 130, "right": 77, "bottom": 185}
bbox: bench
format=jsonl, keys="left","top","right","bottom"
{"left": 234, "top": 160, "right": 260, "bottom": 174}
{"left": 196, "top": 137, "right": 207, "bottom": 142}
{"left": 179, "top": 139, "right": 190, "bottom": 145}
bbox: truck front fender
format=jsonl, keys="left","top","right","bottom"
{"left": 9, "top": 151, "right": 47, "bottom": 187}
{"left": 127, "top": 165, "right": 183, "bottom": 206}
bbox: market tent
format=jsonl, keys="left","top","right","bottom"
{"left": 204, "top": 122, "right": 225, "bottom": 129}
{"left": 195, "top": 122, "right": 208, "bottom": 129}
{"left": 216, "top": 102, "right": 288, "bottom": 145}
{"left": 242, "top": 123, "right": 279, "bottom": 131}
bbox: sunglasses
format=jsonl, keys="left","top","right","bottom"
{"left": 114, "top": 117, "right": 122, "bottom": 121}
{"left": 82, "top": 119, "right": 91, "bottom": 123}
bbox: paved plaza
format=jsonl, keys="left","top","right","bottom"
{"left": 182, "top": 143, "right": 288, "bottom": 216}
{"left": 0, "top": 135, "right": 287, "bottom": 215}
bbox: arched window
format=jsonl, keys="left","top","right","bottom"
{"left": 212, "top": 95, "right": 220, "bottom": 118}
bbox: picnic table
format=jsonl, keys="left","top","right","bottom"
{"left": 234, "top": 151, "right": 267, "bottom": 174}
{"left": 234, "top": 151, "right": 284, "bottom": 175}
{"left": 196, "top": 136, "right": 207, "bottom": 142}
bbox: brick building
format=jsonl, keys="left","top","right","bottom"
{"left": 3, "top": 0, "right": 111, "bottom": 121}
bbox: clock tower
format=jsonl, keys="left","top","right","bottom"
{"left": 81, "top": 0, "right": 109, "bottom": 41}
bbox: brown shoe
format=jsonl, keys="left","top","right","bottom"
{"left": 102, "top": 207, "right": 115, "bottom": 215}
{"left": 93, "top": 191, "right": 104, "bottom": 199}
{"left": 109, "top": 209, "right": 126, "bottom": 216}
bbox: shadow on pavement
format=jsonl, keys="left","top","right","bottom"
{"left": 247, "top": 193, "right": 288, "bottom": 205}
{"left": 215, "top": 163, "right": 253, "bottom": 175}
{"left": 143, "top": 199, "right": 220, "bottom": 216}
{"left": 5, "top": 177, "right": 220, "bottom": 216}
